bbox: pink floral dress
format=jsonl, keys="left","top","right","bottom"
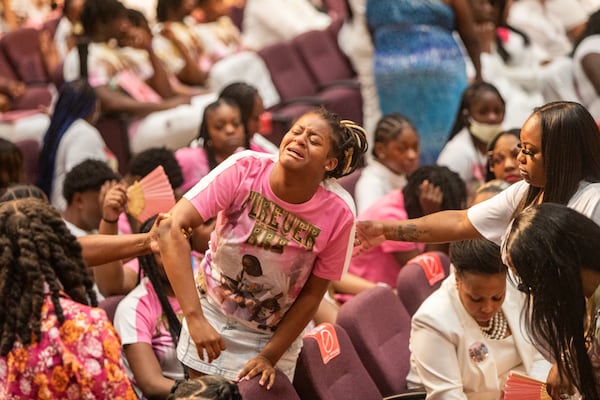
{"left": 0, "top": 294, "right": 136, "bottom": 399}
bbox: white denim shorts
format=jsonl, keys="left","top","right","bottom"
{"left": 177, "top": 298, "right": 303, "bottom": 381}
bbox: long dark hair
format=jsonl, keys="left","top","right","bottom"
{"left": 506, "top": 203, "right": 600, "bottom": 400}
{"left": 137, "top": 216, "right": 182, "bottom": 346}
{"left": 37, "top": 80, "right": 97, "bottom": 197}
{"left": 219, "top": 82, "right": 259, "bottom": 144}
{"left": 197, "top": 98, "right": 243, "bottom": 171}
{"left": 0, "top": 199, "right": 97, "bottom": 356}
{"left": 515, "top": 102, "right": 600, "bottom": 215}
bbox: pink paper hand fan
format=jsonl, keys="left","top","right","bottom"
{"left": 127, "top": 165, "right": 175, "bottom": 222}
{"left": 504, "top": 370, "right": 552, "bottom": 400}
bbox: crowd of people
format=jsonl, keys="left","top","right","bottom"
{"left": 1, "top": 0, "right": 600, "bottom": 399}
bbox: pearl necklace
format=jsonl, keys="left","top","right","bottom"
{"left": 479, "top": 311, "right": 508, "bottom": 340}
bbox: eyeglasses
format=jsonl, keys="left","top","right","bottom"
{"left": 488, "top": 147, "right": 519, "bottom": 166}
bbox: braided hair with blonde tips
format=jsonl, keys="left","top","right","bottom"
{"left": 310, "top": 108, "right": 368, "bottom": 179}
{"left": 0, "top": 198, "right": 97, "bottom": 356}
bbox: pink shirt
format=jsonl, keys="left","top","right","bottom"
{"left": 184, "top": 150, "right": 355, "bottom": 331}
{"left": 114, "top": 278, "right": 184, "bottom": 386}
{"left": 350, "top": 190, "right": 424, "bottom": 287}
{"left": 0, "top": 295, "right": 135, "bottom": 399}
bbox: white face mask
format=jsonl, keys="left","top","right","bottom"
{"left": 469, "top": 119, "right": 503, "bottom": 143}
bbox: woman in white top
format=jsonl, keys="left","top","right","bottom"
{"left": 407, "top": 238, "right": 551, "bottom": 399}
{"left": 37, "top": 79, "right": 114, "bottom": 212}
{"left": 356, "top": 101, "right": 600, "bottom": 249}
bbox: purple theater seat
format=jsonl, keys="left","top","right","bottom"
{"left": 396, "top": 251, "right": 451, "bottom": 317}
{"left": 258, "top": 39, "right": 362, "bottom": 126}
{"left": 293, "top": 323, "right": 382, "bottom": 400}
{"left": 336, "top": 286, "right": 412, "bottom": 396}
{"left": 14, "top": 138, "right": 40, "bottom": 184}
{"left": 238, "top": 369, "right": 300, "bottom": 400}
{"left": 291, "top": 29, "right": 356, "bottom": 87}
{"left": 1, "top": 28, "right": 49, "bottom": 85}
{"left": 337, "top": 167, "right": 362, "bottom": 203}
{"left": 95, "top": 116, "right": 131, "bottom": 176}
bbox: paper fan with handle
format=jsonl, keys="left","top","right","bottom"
{"left": 127, "top": 165, "right": 176, "bottom": 223}
{"left": 504, "top": 370, "right": 552, "bottom": 400}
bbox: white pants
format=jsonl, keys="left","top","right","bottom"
{"left": 129, "top": 93, "right": 217, "bottom": 154}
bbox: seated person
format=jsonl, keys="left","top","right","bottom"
{"left": 0, "top": 198, "right": 135, "bottom": 398}
{"left": 437, "top": 82, "right": 506, "bottom": 202}
{"left": 61, "top": 159, "right": 127, "bottom": 299}
{"left": 114, "top": 215, "right": 198, "bottom": 399}
{"left": 153, "top": 0, "right": 210, "bottom": 87}
{"left": 0, "top": 77, "right": 50, "bottom": 144}
{"left": 347, "top": 165, "right": 466, "bottom": 289}
{"left": 176, "top": 98, "right": 246, "bottom": 192}
{"left": 63, "top": 0, "right": 210, "bottom": 154}
{"left": 407, "top": 238, "right": 552, "bottom": 397}
{"left": 37, "top": 79, "right": 115, "bottom": 212}
{"left": 355, "top": 113, "right": 420, "bottom": 214}
{"left": 484, "top": 129, "right": 521, "bottom": 184}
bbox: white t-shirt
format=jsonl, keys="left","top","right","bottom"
{"left": 437, "top": 128, "right": 487, "bottom": 200}
{"left": 354, "top": 158, "right": 407, "bottom": 214}
{"left": 467, "top": 180, "right": 600, "bottom": 244}
{"left": 50, "top": 119, "right": 109, "bottom": 212}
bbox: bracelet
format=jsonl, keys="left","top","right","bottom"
{"left": 102, "top": 216, "right": 119, "bottom": 224}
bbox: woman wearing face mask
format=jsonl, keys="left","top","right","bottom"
{"left": 438, "top": 82, "right": 506, "bottom": 202}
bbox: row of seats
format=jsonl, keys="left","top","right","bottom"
{"left": 258, "top": 25, "right": 363, "bottom": 145}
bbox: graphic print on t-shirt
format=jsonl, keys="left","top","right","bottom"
{"left": 206, "top": 190, "right": 321, "bottom": 331}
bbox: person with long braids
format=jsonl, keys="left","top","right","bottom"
{"left": 504, "top": 203, "right": 600, "bottom": 400}
{"left": 37, "top": 79, "right": 115, "bottom": 212}
{"left": 114, "top": 215, "right": 196, "bottom": 399}
{"left": 0, "top": 198, "right": 135, "bottom": 399}
{"left": 158, "top": 108, "right": 367, "bottom": 389}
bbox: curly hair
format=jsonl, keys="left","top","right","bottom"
{"left": 128, "top": 147, "right": 184, "bottom": 191}
{"left": 403, "top": 165, "right": 467, "bottom": 219}
{"left": 168, "top": 375, "right": 241, "bottom": 400}
{"left": 0, "top": 199, "right": 97, "bottom": 356}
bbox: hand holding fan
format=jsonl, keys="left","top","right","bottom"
{"left": 504, "top": 371, "right": 552, "bottom": 400}
{"left": 127, "top": 165, "right": 175, "bottom": 222}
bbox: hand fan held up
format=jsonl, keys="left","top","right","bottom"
{"left": 504, "top": 370, "right": 552, "bottom": 400}
{"left": 127, "top": 165, "right": 176, "bottom": 223}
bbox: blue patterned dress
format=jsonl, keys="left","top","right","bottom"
{"left": 367, "top": 0, "right": 468, "bottom": 165}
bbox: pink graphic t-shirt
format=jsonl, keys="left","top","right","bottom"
{"left": 184, "top": 151, "right": 355, "bottom": 332}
